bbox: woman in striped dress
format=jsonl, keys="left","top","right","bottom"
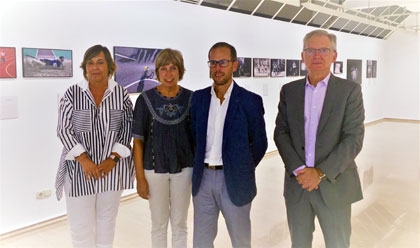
{"left": 56, "top": 45, "right": 134, "bottom": 248}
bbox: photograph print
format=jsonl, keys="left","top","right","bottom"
{"left": 372, "top": 60, "right": 377, "bottom": 78}
{"left": 286, "top": 59, "right": 300, "bottom": 77}
{"left": 300, "top": 60, "right": 307, "bottom": 76}
{"left": 347, "top": 59, "right": 362, "bottom": 84}
{"left": 22, "top": 48, "right": 72, "bottom": 77}
{"left": 366, "top": 60, "right": 373, "bottom": 78}
{"left": 366, "top": 60, "right": 377, "bottom": 78}
{"left": 253, "top": 58, "right": 270, "bottom": 77}
{"left": 270, "top": 59, "right": 285, "bottom": 77}
{"left": 114, "top": 46, "right": 161, "bottom": 93}
{"left": 333, "top": 61, "right": 343, "bottom": 74}
{"left": 0, "top": 47, "right": 16, "bottom": 78}
{"left": 233, "top": 57, "right": 252, "bottom": 77}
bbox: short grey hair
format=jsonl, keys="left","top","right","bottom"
{"left": 303, "top": 29, "right": 337, "bottom": 52}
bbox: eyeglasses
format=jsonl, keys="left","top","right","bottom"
{"left": 207, "top": 60, "right": 232, "bottom": 68}
{"left": 303, "top": 48, "right": 332, "bottom": 56}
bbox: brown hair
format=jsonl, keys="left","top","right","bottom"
{"left": 208, "top": 42, "right": 237, "bottom": 61}
{"left": 155, "top": 48, "right": 185, "bottom": 81}
{"left": 80, "top": 45, "right": 117, "bottom": 80}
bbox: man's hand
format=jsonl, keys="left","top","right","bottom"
{"left": 296, "top": 167, "right": 321, "bottom": 191}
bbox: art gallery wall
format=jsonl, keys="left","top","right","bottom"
{"left": 382, "top": 31, "right": 420, "bottom": 120}
{"left": 0, "top": 0, "right": 418, "bottom": 234}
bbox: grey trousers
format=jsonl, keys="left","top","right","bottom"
{"left": 193, "top": 168, "right": 252, "bottom": 248}
{"left": 286, "top": 189, "right": 351, "bottom": 248}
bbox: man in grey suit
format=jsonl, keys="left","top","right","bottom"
{"left": 274, "top": 29, "right": 365, "bottom": 248}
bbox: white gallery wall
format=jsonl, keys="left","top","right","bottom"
{"left": 0, "top": 0, "right": 418, "bottom": 234}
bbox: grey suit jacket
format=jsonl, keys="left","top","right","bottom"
{"left": 274, "top": 74, "right": 365, "bottom": 208}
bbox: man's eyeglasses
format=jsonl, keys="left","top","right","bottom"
{"left": 207, "top": 60, "right": 232, "bottom": 68}
{"left": 303, "top": 48, "right": 332, "bottom": 56}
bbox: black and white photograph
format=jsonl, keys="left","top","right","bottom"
{"left": 372, "top": 60, "right": 377, "bottom": 78}
{"left": 253, "top": 58, "right": 270, "bottom": 77}
{"left": 347, "top": 59, "right": 362, "bottom": 84}
{"left": 286, "top": 59, "right": 300, "bottom": 77}
{"left": 270, "top": 59, "right": 285, "bottom": 77}
{"left": 367, "top": 60, "right": 377, "bottom": 78}
{"left": 300, "top": 60, "right": 307, "bottom": 76}
{"left": 114, "top": 46, "right": 161, "bottom": 93}
{"left": 334, "top": 61, "right": 343, "bottom": 74}
{"left": 233, "top": 57, "right": 252, "bottom": 77}
{"left": 22, "top": 48, "right": 72, "bottom": 77}
{"left": 366, "top": 60, "right": 373, "bottom": 78}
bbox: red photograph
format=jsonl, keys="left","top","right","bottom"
{"left": 0, "top": 47, "right": 17, "bottom": 78}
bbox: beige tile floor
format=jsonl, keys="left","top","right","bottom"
{"left": 1, "top": 120, "right": 419, "bottom": 247}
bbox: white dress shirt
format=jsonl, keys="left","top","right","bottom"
{"left": 204, "top": 82, "right": 234, "bottom": 165}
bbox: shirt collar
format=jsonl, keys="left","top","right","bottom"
{"left": 77, "top": 78, "right": 118, "bottom": 92}
{"left": 305, "top": 73, "right": 331, "bottom": 88}
{"left": 210, "top": 80, "right": 234, "bottom": 99}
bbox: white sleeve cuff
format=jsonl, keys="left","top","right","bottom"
{"left": 293, "top": 165, "right": 307, "bottom": 176}
{"left": 112, "top": 142, "right": 131, "bottom": 158}
{"left": 65, "top": 144, "right": 86, "bottom": 160}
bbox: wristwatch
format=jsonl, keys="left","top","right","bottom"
{"left": 110, "top": 154, "right": 120, "bottom": 163}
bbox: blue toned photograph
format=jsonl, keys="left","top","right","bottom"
{"left": 114, "top": 46, "right": 161, "bottom": 93}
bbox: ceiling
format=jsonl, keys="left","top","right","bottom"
{"left": 176, "top": 0, "right": 420, "bottom": 39}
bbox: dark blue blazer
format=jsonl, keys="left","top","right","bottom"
{"left": 190, "top": 82, "right": 268, "bottom": 206}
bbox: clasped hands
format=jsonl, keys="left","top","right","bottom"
{"left": 77, "top": 153, "right": 117, "bottom": 181}
{"left": 296, "top": 167, "right": 321, "bottom": 192}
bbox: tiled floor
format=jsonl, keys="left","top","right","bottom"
{"left": 1, "top": 120, "right": 419, "bottom": 247}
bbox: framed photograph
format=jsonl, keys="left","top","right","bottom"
{"left": 300, "top": 60, "right": 307, "bottom": 76}
{"left": 22, "top": 48, "right": 72, "bottom": 77}
{"left": 366, "top": 60, "right": 373, "bottom": 78}
{"left": 270, "top": 59, "right": 285, "bottom": 77}
{"left": 347, "top": 59, "right": 362, "bottom": 84}
{"left": 372, "top": 60, "right": 377, "bottom": 78}
{"left": 233, "top": 57, "right": 251, "bottom": 77}
{"left": 286, "top": 59, "right": 299, "bottom": 77}
{"left": 333, "top": 61, "right": 343, "bottom": 74}
{"left": 253, "top": 58, "right": 270, "bottom": 77}
{"left": 0, "top": 47, "right": 17, "bottom": 78}
{"left": 114, "top": 46, "right": 161, "bottom": 93}
{"left": 366, "top": 60, "right": 377, "bottom": 78}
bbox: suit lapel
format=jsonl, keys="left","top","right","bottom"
{"left": 317, "top": 75, "right": 338, "bottom": 136}
{"left": 295, "top": 80, "right": 306, "bottom": 146}
{"left": 223, "top": 82, "right": 240, "bottom": 148}
{"left": 200, "top": 87, "right": 212, "bottom": 148}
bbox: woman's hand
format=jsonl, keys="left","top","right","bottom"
{"left": 76, "top": 153, "right": 100, "bottom": 181}
{"left": 98, "top": 159, "right": 117, "bottom": 178}
{"left": 136, "top": 177, "right": 149, "bottom": 200}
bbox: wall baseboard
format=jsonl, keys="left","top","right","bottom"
{"left": 0, "top": 193, "right": 138, "bottom": 240}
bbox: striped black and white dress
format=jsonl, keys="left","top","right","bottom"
{"left": 55, "top": 79, "right": 134, "bottom": 200}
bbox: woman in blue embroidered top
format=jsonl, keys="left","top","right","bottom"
{"left": 132, "top": 48, "right": 194, "bottom": 248}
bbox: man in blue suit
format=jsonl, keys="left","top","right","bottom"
{"left": 190, "top": 42, "right": 268, "bottom": 248}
